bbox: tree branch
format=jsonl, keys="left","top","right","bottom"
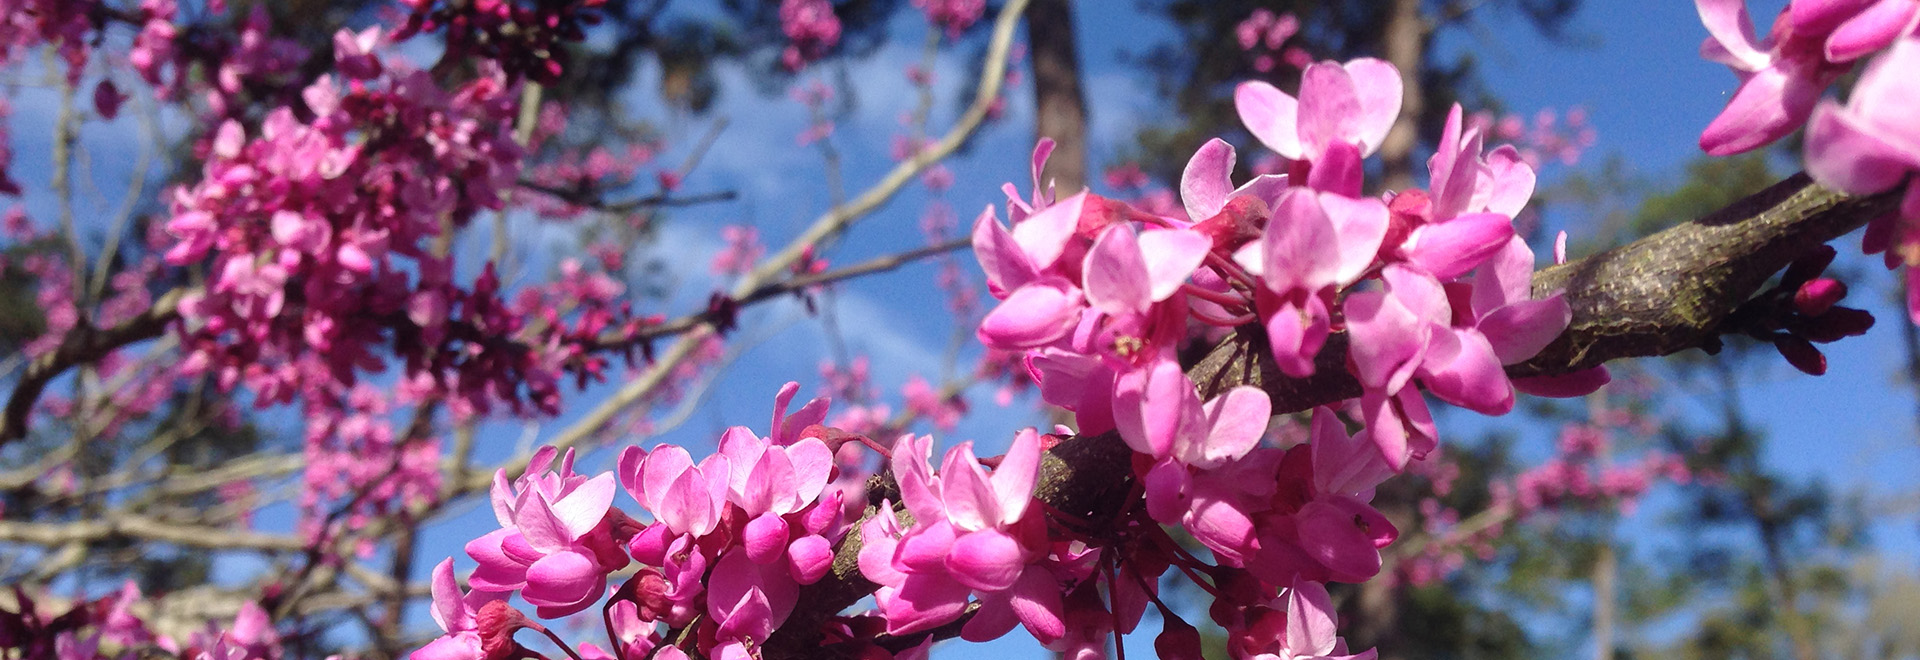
{"left": 0, "top": 515, "right": 304, "bottom": 551}
{"left": 1, "top": 287, "right": 185, "bottom": 443}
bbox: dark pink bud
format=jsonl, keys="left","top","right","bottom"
{"left": 1154, "top": 616, "right": 1204, "bottom": 660}
{"left": 1793, "top": 278, "right": 1846, "bottom": 317}
{"left": 1780, "top": 245, "right": 1837, "bottom": 288}
{"left": 93, "top": 81, "right": 126, "bottom": 120}
{"left": 1774, "top": 335, "right": 1826, "bottom": 376}
{"left": 634, "top": 570, "right": 676, "bottom": 621}
{"left": 1801, "top": 306, "right": 1874, "bottom": 343}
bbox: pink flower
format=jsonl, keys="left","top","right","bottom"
{"left": 862, "top": 430, "right": 1063, "bottom": 643}
{"left": 973, "top": 193, "right": 1092, "bottom": 349}
{"left": 332, "top": 27, "right": 384, "bottom": 80}
{"left": 1425, "top": 105, "right": 1535, "bottom": 223}
{"left": 412, "top": 559, "right": 508, "bottom": 660}
{"left": 1112, "top": 358, "right": 1272, "bottom": 561}
{"left": 1235, "top": 58, "right": 1402, "bottom": 175}
{"left": 1804, "top": 36, "right": 1920, "bottom": 222}
{"left": 1265, "top": 579, "right": 1378, "bottom": 660}
{"left": 619, "top": 444, "right": 730, "bottom": 542}
{"left": 1178, "top": 138, "right": 1289, "bottom": 223}
{"left": 1694, "top": 0, "right": 1858, "bottom": 155}
{"left": 1235, "top": 187, "right": 1389, "bottom": 376}
{"left": 711, "top": 225, "right": 765, "bottom": 276}
{"left": 714, "top": 422, "right": 837, "bottom": 578}
{"left": 1790, "top": 0, "right": 1919, "bottom": 62}
{"left": 1309, "top": 408, "right": 1394, "bottom": 502}
{"left": 779, "top": 0, "right": 842, "bottom": 69}
{"left": 706, "top": 549, "right": 801, "bottom": 657}
{"left": 913, "top": 0, "right": 985, "bottom": 36}
{"left": 1343, "top": 266, "right": 1446, "bottom": 468}
{"left": 1082, "top": 223, "right": 1211, "bottom": 320}
{"left": 466, "top": 448, "right": 626, "bottom": 617}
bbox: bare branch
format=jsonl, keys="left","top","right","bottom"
{"left": 0, "top": 515, "right": 305, "bottom": 551}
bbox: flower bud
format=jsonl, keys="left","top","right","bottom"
{"left": 1793, "top": 278, "right": 1847, "bottom": 317}
{"left": 1154, "top": 616, "right": 1204, "bottom": 660}
{"left": 1773, "top": 335, "right": 1826, "bottom": 376}
{"left": 475, "top": 601, "right": 537, "bottom": 660}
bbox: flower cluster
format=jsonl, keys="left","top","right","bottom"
{"left": 417, "top": 384, "right": 861, "bottom": 660}
{"left": 1234, "top": 9, "right": 1312, "bottom": 74}
{"left": 0, "top": 584, "right": 284, "bottom": 660}
{"left": 936, "top": 55, "right": 1598, "bottom": 658}
{"left": 779, "top": 0, "right": 842, "bottom": 71}
{"left": 147, "top": 21, "right": 665, "bottom": 550}
{"left": 0, "top": 0, "right": 94, "bottom": 83}
{"left": 1696, "top": 1, "right": 1920, "bottom": 322}
{"left": 391, "top": 0, "right": 608, "bottom": 83}
{"left": 913, "top": 0, "right": 986, "bottom": 38}
{"left": 1471, "top": 106, "right": 1599, "bottom": 169}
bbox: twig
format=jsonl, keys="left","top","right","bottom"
{"left": 1, "top": 287, "right": 185, "bottom": 443}
{"left": 516, "top": 182, "right": 739, "bottom": 213}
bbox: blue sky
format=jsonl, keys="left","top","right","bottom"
{"left": 5, "top": 0, "right": 1917, "bottom": 656}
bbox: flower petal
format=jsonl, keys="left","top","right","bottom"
{"left": 1188, "top": 386, "right": 1271, "bottom": 468}
{"left": 978, "top": 278, "right": 1083, "bottom": 349}
{"left": 1296, "top": 62, "right": 1361, "bottom": 159}
{"left": 1181, "top": 138, "right": 1237, "bottom": 221}
{"left": 1011, "top": 191, "right": 1086, "bottom": 270}
{"left": 946, "top": 529, "right": 1026, "bottom": 591}
{"left": 1137, "top": 228, "right": 1212, "bottom": 303}
{"left": 1479, "top": 294, "right": 1571, "bottom": 364}
{"left": 1701, "top": 66, "right": 1822, "bottom": 157}
{"left": 1407, "top": 213, "right": 1515, "bottom": 280}
{"left": 1285, "top": 578, "right": 1340, "bottom": 657}
{"left": 1344, "top": 58, "right": 1403, "bottom": 155}
{"left": 1084, "top": 226, "right": 1152, "bottom": 316}
{"left": 1236, "top": 81, "right": 1303, "bottom": 159}
{"left": 992, "top": 428, "right": 1043, "bottom": 526}
{"left": 1696, "top": 0, "right": 1771, "bottom": 71}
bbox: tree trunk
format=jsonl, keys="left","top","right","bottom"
{"left": 1026, "top": 0, "right": 1088, "bottom": 194}
{"left": 1592, "top": 543, "right": 1617, "bottom": 660}
{"left": 1376, "top": 0, "right": 1427, "bottom": 193}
